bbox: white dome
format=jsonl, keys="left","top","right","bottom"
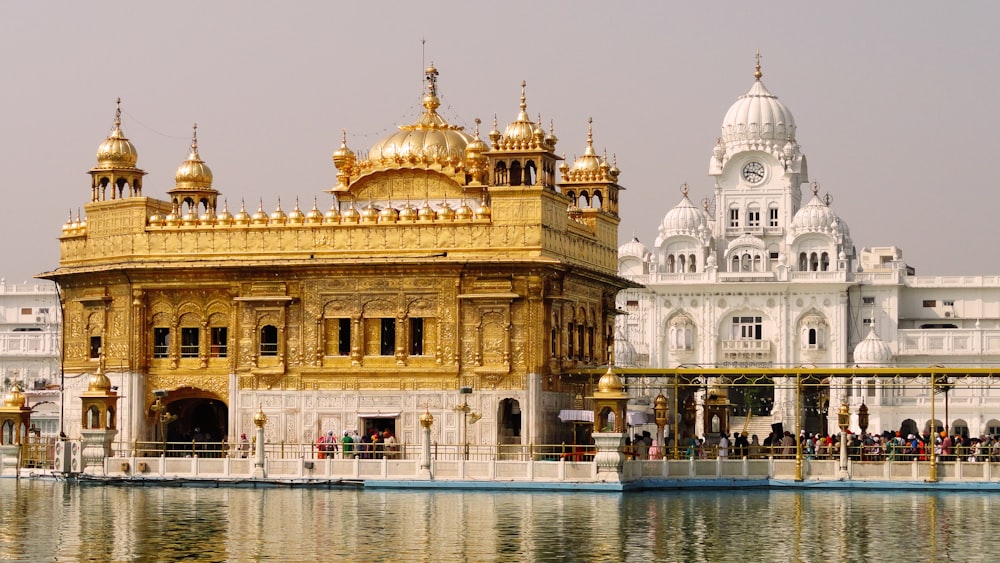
{"left": 618, "top": 236, "right": 651, "bottom": 261}
{"left": 721, "top": 78, "right": 796, "bottom": 153}
{"left": 854, "top": 327, "right": 893, "bottom": 366}
{"left": 660, "top": 192, "right": 709, "bottom": 237}
{"left": 791, "top": 192, "right": 850, "bottom": 242}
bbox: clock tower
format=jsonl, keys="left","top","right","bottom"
{"left": 708, "top": 53, "right": 808, "bottom": 274}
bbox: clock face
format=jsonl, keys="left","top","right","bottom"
{"left": 742, "top": 161, "right": 765, "bottom": 184}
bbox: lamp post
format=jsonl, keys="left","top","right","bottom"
{"left": 654, "top": 392, "right": 668, "bottom": 460}
{"left": 419, "top": 408, "right": 434, "bottom": 472}
{"left": 454, "top": 387, "right": 480, "bottom": 460}
{"left": 151, "top": 390, "right": 175, "bottom": 457}
{"left": 253, "top": 405, "right": 267, "bottom": 478}
{"left": 837, "top": 401, "right": 850, "bottom": 476}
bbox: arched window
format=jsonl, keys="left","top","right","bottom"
{"left": 809, "top": 252, "right": 819, "bottom": 271}
{"left": 666, "top": 255, "right": 676, "bottom": 273}
{"left": 494, "top": 162, "right": 508, "bottom": 185}
{"left": 731, "top": 255, "right": 740, "bottom": 272}
{"left": 798, "top": 252, "right": 808, "bottom": 271}
{"left": 524, "top": 160, "right": 537, "bottom": 185}
{"left": 510, "top": 160, "right": 523, "bottom": 186}
{"left": 260, "top": 325, "right": 278, "bottom": 356}
{"left": 821, "top": 252, "right": 830, "bottom": 271}
{"left": 678, "top": 254, "right": 686, "bottom": 272}
{"left": 688, "top": 254, "right": 697, "bottom": 273}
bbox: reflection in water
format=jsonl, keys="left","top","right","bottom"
{"left": 0, "top": 480, "right": 993, "bottom": 562}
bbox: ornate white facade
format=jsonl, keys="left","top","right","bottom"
{"left": 0, "top": 279, "right": 61, "bottom": 436}
{"left": 617, "top": 57, "right": 1000, "bottom": 440}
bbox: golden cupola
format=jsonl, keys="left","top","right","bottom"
{"left": 354, "top": 65, "right": 473, "bottom": 176}
{"left": 96, "top": 99, "right": 139, "bottom": 169}
{"left": 497, "top": 81, "right": 546, "bottom": 150}
{"left": 3, "top": 384, "right": 26, "bottom": 408}
{"left": 174, "top": 125, "right": 214, "bottom": 190}
{"left": 563, "top": 118, "right": 613, "bottom": 182}
{"left": 90, "top": 98, "right": 146, "bottom": 202}
{"left": 464, "top": 118, "right": 489, "bottom": 185}
{"left": 168, "top": 124, "right": 219, "bottom": 217}
{"left": 331, "top": 130, "right": 356, "bottom": 188}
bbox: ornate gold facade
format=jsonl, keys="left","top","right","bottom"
{"left": 42, "top": 67, "right": 632, "bottom": 447}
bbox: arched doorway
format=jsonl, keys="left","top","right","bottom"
{"left": 497, "top": 398, "right": 521, "bottom": 449}
{"left": 149, "top": 387, "right": 227, "bottom": 454}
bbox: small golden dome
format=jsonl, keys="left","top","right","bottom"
{"left": 500, "top": 81, "right": 544, "bottom": 149}
{"left": 181, "top": 209, "right": 199, "bottom": 226}
{"left": 455, "top": 200, "right": 473, "bottom": 221}
{"left": 474, "top": 199, "right": 492, "bottom": 220}
{"left": 341, "top": 202, "right": 360, "bottom": 223}
{"left": 306, "top": 199, "right": 324, "bottom": 224}
{"left": 418, "top": 201, "right": 436, "bottom": 222}
{"left": 251, "top": 201, "right": 269, "bottom": 225}
{"left": 324, "top": 201, "right": 343, "bottom": 224}
{"left": 545, "top": 120, "right": 559, "bottom": 146}
{"left": 164, "top": 206, "right": 180, "bottom": 227}
{"left": 199, "top": 209, "right": 216, "bottom": 226}
{"left": 3, "top": 384, "right": 26, "bottom": 408}
{"left": 597, "top": 365, "right": 625, "bottom": 394}
{"left": 270, "top": 200, "right": 288, "bottom": 225}
{"left": 436, "top": 202, "right": 456, "bottom": 221}
{"left": 360, "top": 202, "right": 379, "bottom": 223}
{"left": 287, "top": 199, "right": 306, "bottom": 225}
{"left": 63, "top": 210, "right": 74, "bottom": 234}
{"left": 148, "top": 211, "right": 164, "bottom": 227}
{"left": 87, "top": 368, "right": 112, "bottom": 392}
{"left": 95, "top": 99, "right": 139, "bottom": 169}
{"left": 233, "top": 201, "right": 251, "bottom": 226}
{"left": 216, "top": 201, "right": 234, "bottom": 225}
{"left": 378, "top": 203, "right": 399, "bottom": 223}
{"left": 332, "top": 130, "right": 356, "bottom": 171}
{"left": 174, "top": 124, "right": 214, "bottom": 190}
{"left": 363, "top": 65, "right": 473, "bottom": 172}
{"left": 399, "top": 201, "right": 418, "bottom": 222}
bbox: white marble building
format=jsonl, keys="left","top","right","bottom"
{"left": 0, "top": 279, "right": 61, "bottom": 436}
{"left": 616, "top": 58, "right": 1000, "bottom": 440}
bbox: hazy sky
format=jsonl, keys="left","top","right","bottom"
{"left": 2, "top": 2, "right": 997, "bottom": 284}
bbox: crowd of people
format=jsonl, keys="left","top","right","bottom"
{"left": 633, "top": 428, "right": 1000, "bottom": 462}
{"left": 316, "top": 428, "right": 398, "bottom": 459}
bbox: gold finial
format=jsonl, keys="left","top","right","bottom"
{"left": 681, "top": 183, "right": 689, "bottom": 197}
{"left": 114, "top": 97, "right": 123, "bottom": 129}
{"left": 549, "top": 119, "right": 555, "bottom": 136}
{"left": 586, "top": 117, "right": 594, "bottom": 149}
{"left": 702, "top": 197, "right": 710, "bottom": 211}
{"left": 520, "top": 80, "right": 527, "bottom": 111}
{"left": 341, "top": 128, "right": 347, "bottom": 145}
{"left": 474, "top": 117, "right": 481, "bottom": 137}
{"left": 812, "top": 181, "right": 820, "bottom": 196}
{"left": 754, "top": 49, "right": 762, "bottom": 80}
{"left": 425, "top": 63, "right": 438, "bottom": 96}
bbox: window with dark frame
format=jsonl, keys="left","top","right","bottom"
{"left": 338, "top": 318, "right": 351, "bottom": 356}
{"left": 409, "top": 318, "right": 424, "bottom": 356}
{"left": 260, "top": 325, "right": 278, "bottom": 356}
{"left": 180, "top": 327, "right": 199, "bottom": 358}
{"left": 153, "top": 328, "right": 170, "bottom": 358}
{"left": 89, "top": 336, "right": 101, "bottom": 359}
{"left": 210, "top": 327, "right": 228, "bottom": 357}
{"left": 380, "top": 318, "right": 395, "bottom": 356}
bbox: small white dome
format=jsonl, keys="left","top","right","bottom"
{"left": 854, "top": 327, "right": 893, "bottom": 366}
{"left": 660, "top": 191, "right": 709, "bottom": 237}
{"left": 618, "top": 236, "right": 651, "bottom": 261}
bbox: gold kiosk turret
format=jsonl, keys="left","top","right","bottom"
{"left": 0, "top": 384, "right": 33, "bottom": 477}
{"left": 79, "top": 365, "right": 119, "bottom": 474}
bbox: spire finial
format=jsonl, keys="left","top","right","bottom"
{"left": 473, "top": 117, "right": 481, "bottom": 137}
{"left": 754, "top": 49, "right": 763, "bottom": 80}
{"left": 824, "top": 192, "right": 833, "bottom": 207}
{"left": 341, "top": 128, "right": 347, "bottom": 145}
{"left": 812, "top": 181, "right": 820, "bottom": 196}
{"left": 191, "top": 123, "right": 199, "bottom": 152}
{"left": 114, "top": 97, "right": 122, "bottom": 128}
{"left": 520, "top": 80, "right": 527, "bottom": 111}
{"left": 681, "top": 183, "right": 689, "bottom": 197}
{"left": 587, "top": 117, "right": 594, "bottom": 147}
{"left": 425, "top": 63, "right": 438, "bottom": 96}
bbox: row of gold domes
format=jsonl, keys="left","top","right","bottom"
{"left": 147, "top": 198, "right": 492, "bottom": 227}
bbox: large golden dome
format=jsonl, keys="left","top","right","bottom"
{"left": 3, "top": 384, "right": 26, "bottom": 408}
{"left": 175, "top": 124, "right": 214, "bottom": 190}
{"left": 95, "top": 98, "right": 139, "bottom": 169}
{"left": 361, "top": 66, "right": 473, "bottom": 171}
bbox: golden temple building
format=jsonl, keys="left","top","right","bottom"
{"left": 41, "top": 66, "right": 632, "bottom": 450}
